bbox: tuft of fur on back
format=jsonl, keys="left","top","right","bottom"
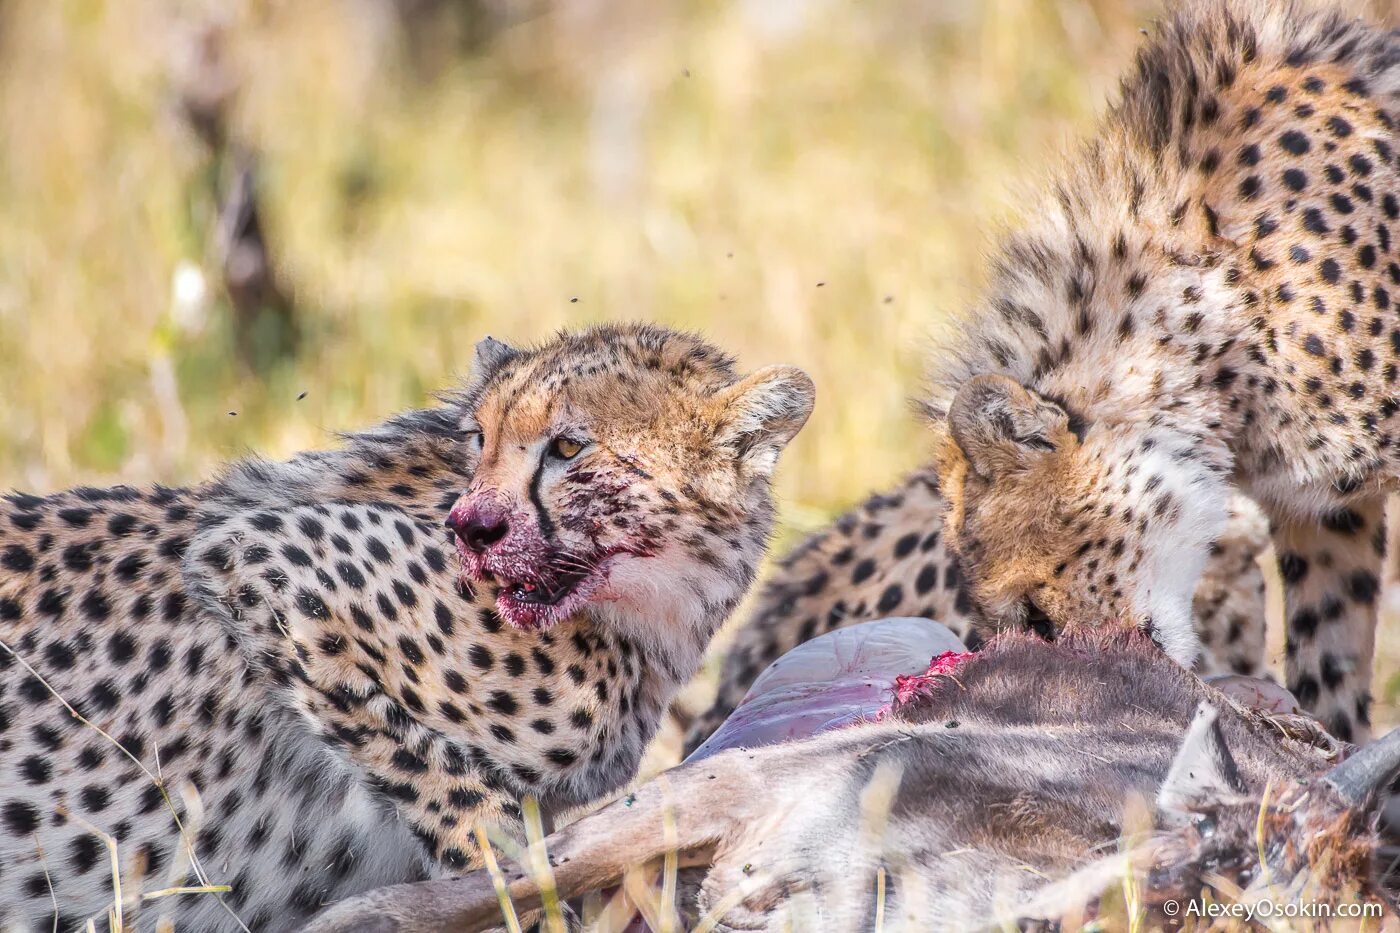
{"left": 923, "top": 0, "right": 1396, "bottom": 422}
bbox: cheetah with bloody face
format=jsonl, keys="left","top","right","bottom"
{"left": 682, "top": 467, "right": 1269, "bottom": 756}
{"left": 926, "top": 0, "right": 1400, "bottom": 744}
{"left": 0, "top": 323, "right": 812, "bottom": 931}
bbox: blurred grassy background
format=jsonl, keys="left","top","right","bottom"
{"left": 5, "top": 0, "right": 1400, "bottom": 726}
{"left": 0, "top": 0, "right": 1154, "bottom": 503}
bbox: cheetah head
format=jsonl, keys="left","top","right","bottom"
{"left": 932, "top": 374, "right": 1228, "bottom": 665}
{"left": 445, "top": 324, "right": 814, "bottom": 642}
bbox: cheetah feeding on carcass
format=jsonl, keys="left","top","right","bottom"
{"left": 685, "top": 471, "right": 1270, "bottom": 755}
{"left": 926, "top": 0, "right": 1400, "bottom": 744}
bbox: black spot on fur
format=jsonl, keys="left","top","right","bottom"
{"left": 1291, "top": 675, "right": 1320, "bottom": 708}
{"left": 1278, "top": 130, "right": 1309, "bottom": 155}
{"left": 877, "top": 584, "right": 903, "bottom": 614}
{"left": 1346, "top": 570, "right": 1379, "bottom": 604}
{"left": 2, "top": 800, "right": 40, "bottom": 834}
{"left": 1322, "top": 508, "right": 1364, "bottom": 535}
{"left": 1, "top": 545, "right": 35, "bottom": 573}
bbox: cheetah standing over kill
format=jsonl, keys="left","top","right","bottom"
{"left": 683, "top": 472, "right": 1270, "bottom": 756}
{"left": 0, "top": 324, "right": 813, "bottom": 931}
{"left": 920, "top": 0, "right": 1400, "bottom": 744}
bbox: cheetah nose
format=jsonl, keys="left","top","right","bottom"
{"left": 449, "top": 513, "right": 510, "bottom": 553}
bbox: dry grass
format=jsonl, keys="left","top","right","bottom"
{"left": 473, "top": 768, "right": 1387, "bottom": 932}
{"left": 0, "top": 0, "right": 1154, "bottom": 507}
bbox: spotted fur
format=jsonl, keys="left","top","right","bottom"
{"left": 0, "top": 324, "right": 811, "bottom": 931}
{"left": 683, "top": 468, "right": 1269, "bottom": 756}
{"left": 928, "top": 0, "right": 1400, "bottom": 744}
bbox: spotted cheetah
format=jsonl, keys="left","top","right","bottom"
{"left": 921, "top": 0, "right": 1400, "bottom": 743}
{"left": 0, "top": 324, "right": 812, "bottom": 931}
{"left": 682, "top": 466, "right": 1269, "bottom": 756}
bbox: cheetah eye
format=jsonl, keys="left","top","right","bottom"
{"left": 550, "top": 437, "right": 585, "bottom": 460}
{"left": 1023, "top": 599, "right": 1056, "bottom": 641}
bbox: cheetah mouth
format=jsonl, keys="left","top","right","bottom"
{"left": 490, "top": 554, "right": 624, "bottom": 629}
{"left": 458, "top": 538, "right": 649, "bottom": 629}
{"left": 504, "top": 568, "right": 591, "bottom": 607}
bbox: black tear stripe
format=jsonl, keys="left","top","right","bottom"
{"left": 528, "top": 455, "right": 557, "bottom": 541}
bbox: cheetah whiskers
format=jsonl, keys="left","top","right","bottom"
{"left": 546, "top": 552, "right": 611, "bottom": 591}
{"left": 548, "top": 553, "right": 601, "bottom": 574}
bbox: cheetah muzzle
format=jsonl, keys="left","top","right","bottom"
{"left": 446, "top": 488, "right": 651, "bottom": 630}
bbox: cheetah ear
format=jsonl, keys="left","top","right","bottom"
{"left": 1157, "top": 702, "right": 1248, "bottom": 820}
{"left": 473, "top": 336, "right": 520, "bottom": 377}
{"left": 715, "top": 365, "right": 816, "bottom": 475}
{"left": 947, "top": 374, "right": 1072, "bottom": 480}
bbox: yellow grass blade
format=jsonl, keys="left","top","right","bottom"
{"left": 32, "top": 834, "right": 58, "bottom": 933}
{"left": 522, "top": 797, "right": 567, "bottom": 933}
{"left": 474, "top": 822, "right": 523, "bottom": 933}
{"left": 142, "top": 885, "right": 234, "bottom": 900}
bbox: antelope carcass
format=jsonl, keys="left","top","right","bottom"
{"left": 305, "top": 626, "right": 1395, "bottom": 931}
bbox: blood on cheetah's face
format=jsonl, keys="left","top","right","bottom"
{"left": 446, "top": 325, "right": 814, "bottom": 634}
{"left": 932, "top": 375, "right": 1227, "bottom": 666}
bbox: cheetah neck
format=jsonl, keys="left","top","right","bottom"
{"left": 207, "top": 402, "right": 475, "bottom": 520}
